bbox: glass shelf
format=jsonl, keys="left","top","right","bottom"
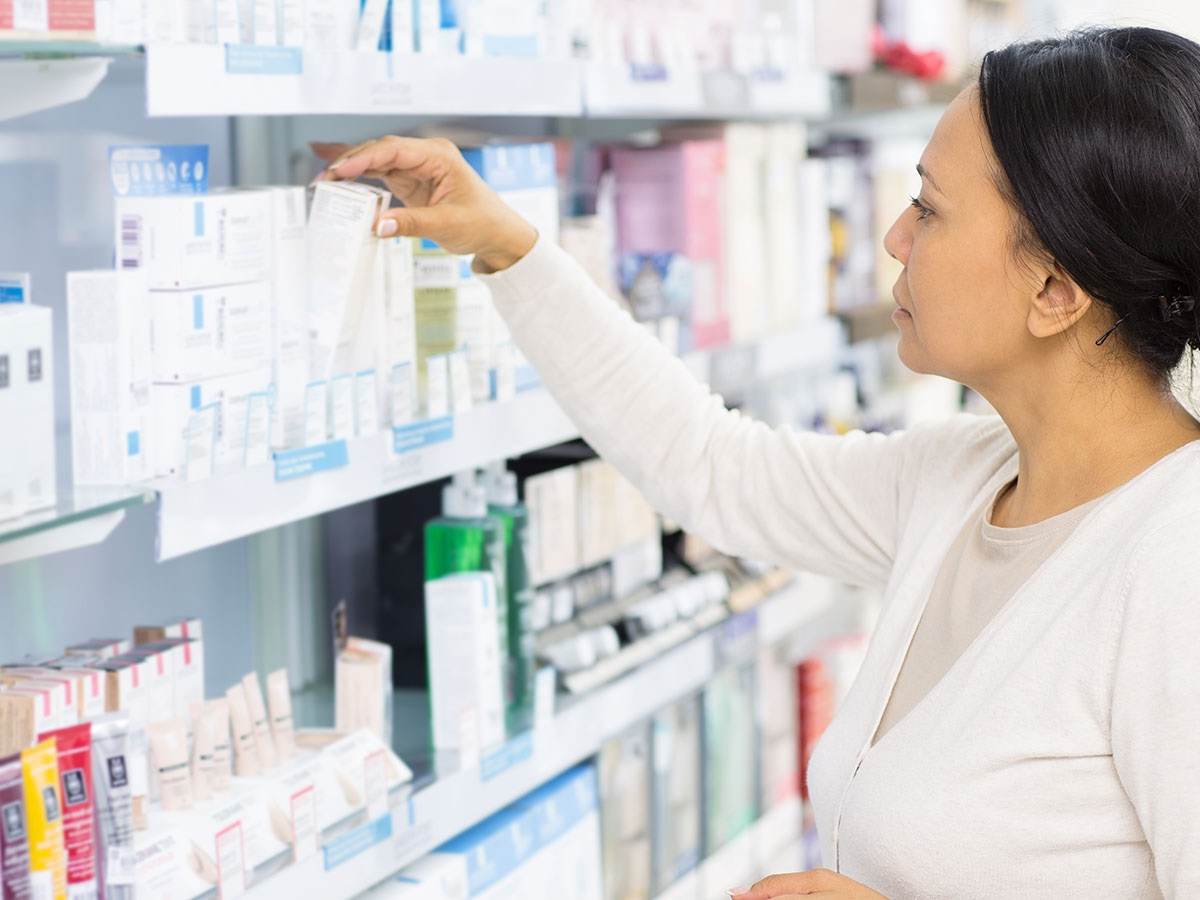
{"left": 0, "top": 40, "right": 140, "bottom": 58}
{"left": 0, "top": 485, "right": 153, "bottom": 563}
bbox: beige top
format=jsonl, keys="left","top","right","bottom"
{"left": 873, "top": 479, "right": 1106, "bottom": 744}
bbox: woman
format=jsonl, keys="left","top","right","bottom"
{"left": 316, "top": 26, "right": 1200, "bottom": 899}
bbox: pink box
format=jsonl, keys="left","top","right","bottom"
{"left": 611, "top": 141, "right": 730, "bottom": 348}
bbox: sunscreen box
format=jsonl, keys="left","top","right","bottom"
{"left": 66, "top": 270, "right": 152, "bottom": 486}
{"left": 334, "top": 636, "right": 393, "bottom": 743}
{"left": 150, "top": 367, "right": 273, "bottom": 477}
{"left": 0, "top": 304, "right": 56, "bottom": 516}
{"left": 115, "top": 190, "right": 272, "bottom": 290}
{"left": 150, "top": 281, "right": 271, "bottom": 383}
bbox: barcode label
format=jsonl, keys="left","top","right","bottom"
{"left": 119, "top": 214, "right": 143, "bottom": 270}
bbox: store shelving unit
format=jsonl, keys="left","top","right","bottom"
{"left": 0, "top": 485, "right": 153, "bottom": 566}
{"left": 258, "top": 573, "right": 838, "bottom": 899}
{"left": 154, "top": 387, "right": 578, "bottom": 560}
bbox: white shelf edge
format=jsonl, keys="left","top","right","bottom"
{"left": 243, "top": 576, "right": 840, "bottom": 899}
{"left": 0, "top": 509, "right": 127, "bottom": 567}
{"left": 0, "top": 56, "right": 111, "bottom": 121}
{"left": 154, "top": 388, "right": 578, "bottom": 560}
{"left": 146, "top": 44, "right": 583, "bottom": 117}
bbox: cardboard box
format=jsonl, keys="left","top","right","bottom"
{"left": 115, "top": 190, "right": 272, "bottom": 290}
{"left": 66, "top": 270, "right": 152, "bottom": 485}
{"left": 150, "top": 281, "right": 271, "bottom": 383}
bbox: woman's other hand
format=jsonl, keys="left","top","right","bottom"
{"left": 729, "top": 869, "right": 887, "bottom": 899}
{"left": 311, "top": 136, "right": 538, "bottom": 273}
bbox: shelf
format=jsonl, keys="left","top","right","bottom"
{"left": 0, "top": 485, "right": 153, "bottom": 567}
{"left": 154, "top": 388, "right": 579, "bottom": 560}
{"left": 145, "top": 44, "right": 585, "bottom": 117}
{"left": 683, "top": 316, "right": 847, "bottom": 399}
{"left": 582, "top": 62, "right": 832, "bottom": 119}
{"left": 811, "top": 102, "right": 946, "bottom": 142}
{"left": 257, "top": 574, "right": 838, "bottom": 899}
{"left": 0, "top": 55, "right": 112, "bottom": 120}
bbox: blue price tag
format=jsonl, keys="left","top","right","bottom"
{"left": 225, "top": 44, "right": 304, "bottom": 75}
{"left": 109, "top": 145, "right": 209, "bottom": 197}
{"left": 273, "top": 440, "right": 349, "bottom": 482}
{"left": 392, "top": 417, "right": 455, "bottom": 455}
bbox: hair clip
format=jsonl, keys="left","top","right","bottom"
{"left": 1158, "top": 293, "right": 1196, "bottom": 322}
{"left": 1095, "top": 314, "right": 1128, "bottom": 346}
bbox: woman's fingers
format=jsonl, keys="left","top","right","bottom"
{"left": 322, "top": 136, "right": 454, "bottom": 184}
{"left": 374, "top": 205, "right": 448, "bottom": 241}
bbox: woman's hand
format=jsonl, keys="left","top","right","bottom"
{"left": 310, "top": 136, "right": 538, "bottom": 273}
{"left": 730, "top": 869, "right": 887, "bottom": 899}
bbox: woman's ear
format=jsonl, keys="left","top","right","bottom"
{"left": 1027, "top": 264, "right": 1092, "bottom": 338}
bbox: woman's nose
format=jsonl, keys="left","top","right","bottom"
{"left": 883, "top": 209, "right": 912, "bottom": 266}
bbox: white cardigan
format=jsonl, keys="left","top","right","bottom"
{"left": 478, "top": 237, "right": 1200, "bottom": 899}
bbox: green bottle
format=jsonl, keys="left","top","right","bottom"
{"left": 482, "top": 462, "right": 536, "bottom": 734}
{"left": 425, "top": 471, "right": 511, "bottom": 720}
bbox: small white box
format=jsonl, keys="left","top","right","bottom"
{"left": 268, "top": 186, "right": 310, "bottom": 450}
{"left": 150, "top": 281, "right": 271, "bottom": 382}
{"left": 424, "top": 572, "right": 505, "bottom": 752}
{"left": 0, "top": 305, "right": 55, "bottom": 516}
{"left": 115, "top": 190, "right": 272, "bottom": 290}
{"left": 306, "top": 181, "right": 390, "bottom": 381}
{"left": 526, "top": 466, "right": 580, "bottom": 585}
{"left": 150, "top": 368, "right": 273, "bottom": 477}
{"left": 67, "top": 270, "right": 153, "bottom": 486}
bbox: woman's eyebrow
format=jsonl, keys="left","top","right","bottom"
{"left": 916, "top": 163, "right": 944, "bottom": 195}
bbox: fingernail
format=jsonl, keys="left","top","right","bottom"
{"left": 727, "top": 890, "right": 750, "bottom": 899}
{"left": 327, "top": 160, "right": 343, "bottom": 171}
{"left": 376, "top": 219, "right": 398, "bottom": 237}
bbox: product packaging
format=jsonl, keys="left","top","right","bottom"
{"left": 0, "top": 684, "right": 65, "bottom": 756}
{"left": 599, "top": 723, "right": 652, "bottom": 900}
{"left": 89, "top": 714, "right": 135, "bottom": 900}
{"left": 241, "top": 672, "right": 277, "bottom": 770}
{"left": 224, "top": 685, "right": 260, "bottom": 778}
{"left": 306, "top": 181, "right": 391, "bottom": 381}
{"left": 146, "top": 720, "right": 193, "bottom": 811}
{"left": 149, "top": 281, "right": 272, "bottom": 383}
{"left": 65, "top": 270, "right": 152, "bottom": 486}
{"left": 703, "top": 664, "right": 758, "bottom": 855}
{"left": 268, "top": 186, "right": 310, "bottom": 450}
{"left": 188, "top": 702, "right": 214, "bottom": 803}
{"left": 424, "top": 572, "right": 506, "bottom": 753}
{"left": 38, "top": 724, "right": 97, "bottom": 900}
{"left": 334, "top": 638, "right": 393, "bottom": 743}
{"left": 651, "top": 695, "right": 703, "bottom": 893}
{"left": 425, "top": 471, "right": 511, "bottom": 717}
{"left": 205, "top": 699, "right": 233, "bottom": 791}
{"left": 523, "top": 465, "right": 580, "bottom": 585}
{"left": 64, "top": 639, "right": 130, "bottom": 662}
{"left": 115, "top": 190, "right": 272, "bottom": 291}
{"left": 96, "top": 656, "right": 149, "bottom": 729}
{"left": 0, "top": 752, "right": 32, "bottom": 900}
{"left": 412, "top": 242, "right": 459, "bottom": 410}
{"left": 0, "top": 304, "right": 56, "bottom": 517}
{"left": 266, "top": 670, "right": 295, "bottom": 761}
{"left": 20, "top": 739, "right": 66, "bottom": 900}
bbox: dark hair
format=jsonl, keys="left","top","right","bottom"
{"left": 978, "top": 26, "right": 1200, "bottom": 379}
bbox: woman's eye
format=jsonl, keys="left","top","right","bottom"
{"left": 909, "top": 196, "right": 932, "bottom": 220}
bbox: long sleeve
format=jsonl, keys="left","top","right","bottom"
{"left": 1110, "top": 521, "right": 1200, "bottom": 897}
{"left": 479, "top": 236, "right": 944, "bottom": 588}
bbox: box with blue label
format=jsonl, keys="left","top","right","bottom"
{"left": 67, "top": 270, "right": 153, "bottom": 487}
{"left": 115, "top": 189, "right": 272, "bottom": 291}
{"left": 150, "top": 367, "right": 273, "bottom": 478}
{"left": 461, "top": 143, "right": 559, "bottom": 245}
{"left": 151, "top": 281, "right": 272, "bottom": 383}
{"left": 362, "top": 764, "right": 602, "bottom": 900}
{"left": 0, "top": 304, "right": 56, "bottom": 519}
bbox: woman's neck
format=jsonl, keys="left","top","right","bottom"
{"left": 981, "top": 363, "right": 1200, "bottom": 528}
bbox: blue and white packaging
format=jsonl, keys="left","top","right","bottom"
{"left": 0, "top": 304, "right": 56, "bottom": 517}
{"left": 109, "top": 145, "right": 209, "bottom": 198}
{"left": 150, "top": 281, "right": 272, "bottom": 383}
{"left": 364, "top": 765, "right": 602, "bottom": 899}
{"left": 0, "top": 273, "right": 30, "bottom": 305}
{"left": 268, "top": 186, "right": 310, "bottom": 450}
{"left": 66, "top": 270, "right": 153, "bottom": 486}
{"left": 151, "top": 367, "right": 273, "bottom": 478}
{"left": 460, "top": 143, "right": 559, "bottom": 245}
{"left": 357, "top": 0, "right": 391, "bottom": 49}
{"left": 304, "top": 0, "right": 360, "bottom": 49}
{"left": 115, "top": 189, "right": 272, "bottom": 291}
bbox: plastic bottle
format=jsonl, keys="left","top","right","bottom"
{"left": 481, "top": 462, "right": 536, "bottom": 733}
{"left": 425, "top": 471, "right": 511, "bottom": 717}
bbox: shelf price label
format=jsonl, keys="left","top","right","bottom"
{"left": 272, "top": 440, "right": 350, "bottom": 482}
